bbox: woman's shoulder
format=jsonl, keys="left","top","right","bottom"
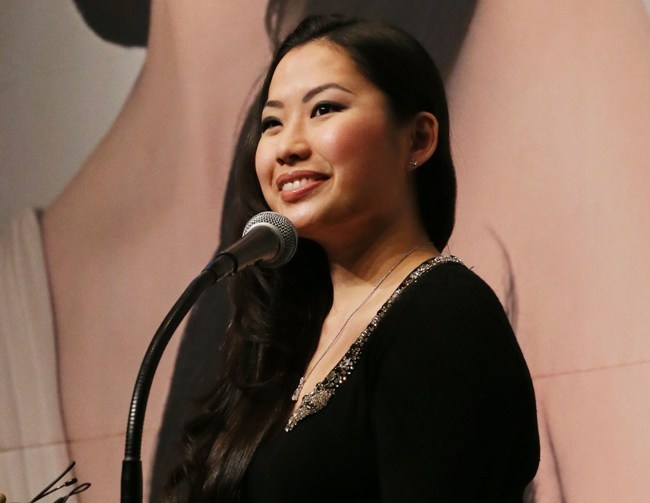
{"left": 362, "top": 256, "right": 536, "bottom": 419}
{"left": 365, "top": 259, "right": 540, "bottom": 498}
{"left": 395, "top": 257, "right": 510, "bottom": 325}
{"left": 366, "top": 257, "right": 521, "bottom": 371}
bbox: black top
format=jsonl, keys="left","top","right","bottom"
{"left": 242, "top": 258, "right": 540, "bottom": 502}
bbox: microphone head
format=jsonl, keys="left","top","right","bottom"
{"left": 242, "top": 211, "right": 298, "bottom": 268}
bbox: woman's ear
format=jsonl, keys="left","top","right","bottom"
{"left": 408, "top": 112, "right": 438, "bottom": 170}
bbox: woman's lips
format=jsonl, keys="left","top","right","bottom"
{"left": 276, "top": 170, "right": 329, "bottom": 202}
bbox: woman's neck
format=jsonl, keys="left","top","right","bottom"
{"left": 48, "top": 0, "right": 272, "bottom": 243}
{"left": 41, "top": 2, "right": 272, "bottom": 502}
{"left": 325, "top": 226, "right": 438, "bottom": 316}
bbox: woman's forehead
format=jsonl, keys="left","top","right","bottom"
{"left": 268, "top": 42, "right": 365, "bottom": 97}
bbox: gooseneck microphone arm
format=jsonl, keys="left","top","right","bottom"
{"left": 120, "top": 212, "right": 297, "bottom": 503}
{"left": 120, "top": 262, "right": 225, "bottom": 503}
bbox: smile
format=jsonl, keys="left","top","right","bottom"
{"left": 276, "top": 170, "right": 329, "bottom": 203}
{"left": 276, "top": 170, "right": 329, "bottom": 192}
{"left": 282, "top": 178, "right": 316, "bottom": 192}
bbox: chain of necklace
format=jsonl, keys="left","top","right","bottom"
{"left": 291, "top": 245, "right": 423, "bottom": 401}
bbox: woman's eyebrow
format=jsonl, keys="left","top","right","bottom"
{"left": 264, "top": 83, "right": 355, "bottom": 109}
{"left": 302, "top": 83, "right": 354, "bottom": 102}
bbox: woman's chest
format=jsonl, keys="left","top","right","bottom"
{"left": 243, "top": 367, "right": 381, "bottom": 503}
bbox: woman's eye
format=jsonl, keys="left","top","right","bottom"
{"left": 261, "top": 117, "right": 281, "bottom": 132}
{"left": 311, "top": 102, "right": 344, "bottom": 118}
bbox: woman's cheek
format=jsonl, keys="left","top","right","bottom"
{"left": 255, "top": 143, "right": 272, "bottom": 185}
{"left": 326, "top": 116, "right": 383, "bottom": 163}
{"left": 320, "top": 123, "right": 357, "bottom": 160}
{"left": 254, "top": 146, "right": 275, "bottom": 206}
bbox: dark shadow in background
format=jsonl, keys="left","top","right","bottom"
{"left": 303, "top": 0, "right": 477, "bottom": 81}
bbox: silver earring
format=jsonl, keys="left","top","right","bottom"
{"left": 408, "top": 159, "right": 418, "bottom": 168}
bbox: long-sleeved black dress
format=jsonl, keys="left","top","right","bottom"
{"left": 242, "top": 257, "right": 540, "bottom": 502}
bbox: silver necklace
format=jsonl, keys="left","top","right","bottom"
{"left": 291, "top": 245, "right": 423, "bottom": 401}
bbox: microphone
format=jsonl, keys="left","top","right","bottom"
{"left": 206, "top": 211, "right": 298, "bottom": 278}
{"left": 121, "top": 211, "right": 297, "bottom": 503}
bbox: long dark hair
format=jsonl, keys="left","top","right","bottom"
{"left": 164, "top": 14, "right": 456, "bottom": 502}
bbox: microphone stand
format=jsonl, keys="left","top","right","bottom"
{"left": 120, "top": 254, "right": 236, "bottom": 503}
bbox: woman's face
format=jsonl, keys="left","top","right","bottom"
{"left": 255, "top": 40, "right": 416, "bottom": 246}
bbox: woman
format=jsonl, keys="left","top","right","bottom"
{"left": 168, "top": 14, "right": 539, "bottom": 502}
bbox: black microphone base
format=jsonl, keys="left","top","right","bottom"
{"left": 121, "top": 458, "right": 142, "bottom": 503}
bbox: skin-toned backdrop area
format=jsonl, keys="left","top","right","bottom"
{"left": 1, "top": 1, "right": 649, "bottom": 502}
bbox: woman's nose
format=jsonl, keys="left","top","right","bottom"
{"left": 276, "top": 126, "right": 311, "bottom": 166}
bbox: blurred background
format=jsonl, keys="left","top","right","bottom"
{"left": 0, "top": 0, "right": 144, "bottom": 232}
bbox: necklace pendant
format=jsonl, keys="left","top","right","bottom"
{"left": 291, "top": 377, "right": 305, "bottom": 402}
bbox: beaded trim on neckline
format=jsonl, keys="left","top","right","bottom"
{"left": 285, "top": 255, "right": 463, "bottom": 432}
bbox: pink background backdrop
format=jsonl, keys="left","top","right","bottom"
{"left": 1, "top": 1, "right": 649, "bottom": 501}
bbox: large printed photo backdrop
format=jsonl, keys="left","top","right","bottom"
{"left": 1, "top": 1, "right": 649, "bottom": 501}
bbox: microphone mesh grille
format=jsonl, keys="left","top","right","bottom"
{"left": 242, "top": 211, "right": 298, "bottom": 267}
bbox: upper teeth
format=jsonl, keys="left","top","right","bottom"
{"left": 282, "top": 178, "right": 310, "bottom": 191}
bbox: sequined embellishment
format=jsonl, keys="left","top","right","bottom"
{"left": 285, "top": 255, "right": 463, "bottom": 432}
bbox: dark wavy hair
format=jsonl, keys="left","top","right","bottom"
{"left": 164, "top": 14, "right": 456, "bottom": 502}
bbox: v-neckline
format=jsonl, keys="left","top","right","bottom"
{"left": 285, "top": 255, "right": 462, "bottom": 432}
